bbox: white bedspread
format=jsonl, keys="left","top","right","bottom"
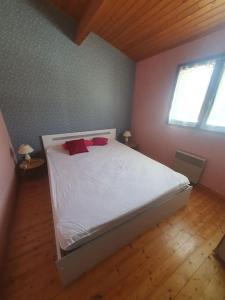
{"left": 46, "top": 140, "right": 189, "bottom": 251}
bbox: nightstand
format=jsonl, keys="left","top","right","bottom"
{"left": 125, "top": 142, "right": 139, "bottom": 150}
{"left": 19, "top": 158, "right": 46, "bottom": 177}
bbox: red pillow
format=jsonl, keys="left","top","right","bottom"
{"left": 63, "top": 139, "right": 93, "bottom": 149}
{"left": 92, "top": 137, "right": 108, "bottom": 146}
{"left": 62, "top": 142, "right": 68, "bottom": 150}
{"left": 84, "top": 139, "right": 94, "bottom": 147}
{"left": 65, "top": 139, "right": 88, "bottom": 155}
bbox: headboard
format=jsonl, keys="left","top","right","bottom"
{"left": 42, "top": 128, "right": 116, "bottom": 150}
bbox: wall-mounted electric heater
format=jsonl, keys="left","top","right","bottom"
{"left": 172, "top": 150, "right": 206, "bottom": 184}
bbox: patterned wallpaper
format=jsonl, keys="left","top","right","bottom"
{"left": 0, "top": 0, "right": 135, "bottom": 152}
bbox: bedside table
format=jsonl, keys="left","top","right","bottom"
{"left": 19, "top": 158, "right": 46, "bottom": 177}
{"left": 125, "top": 142, "right": 139, "bottom": 150}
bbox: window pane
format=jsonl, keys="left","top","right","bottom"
{"left": 206, "top": 67, "right": 225, "bottom": 128}
{"left": 169, "top": 62, "right": 215, "bottom": 125}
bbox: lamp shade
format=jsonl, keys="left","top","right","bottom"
{"left": 123, "top": 130, "right": 132, "bottom": 138}
{"left": 18, "top": 144, "right": 34, "bottom": 155}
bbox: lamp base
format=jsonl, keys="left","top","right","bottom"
{"left": 25, "top": 153, "right": 31, "bottom": 163}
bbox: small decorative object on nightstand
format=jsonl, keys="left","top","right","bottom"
{"left": 18, "top": 144, "right": 34, "bottom": 163}
{"left": 123, "top": 130, "right": 132, "bottom": 144}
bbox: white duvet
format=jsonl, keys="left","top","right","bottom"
{"left": 46, "top": 140, "right": 189, "bottom": 251}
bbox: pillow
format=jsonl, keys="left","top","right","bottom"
{"left": 84, "top": 139, "right": 94, "bottom": 147}
{"left": 92, "top": 137, "right": 108, "bottom": 146}
{"left": 65, "top": 139, "right": 88, "bottom": 155}
{"left": 62, "top": 142, "right": 68, "bottom": 150}
{"left": 63, "top": 139, "right": 93, "bottom": 149}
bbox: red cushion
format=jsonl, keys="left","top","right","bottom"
{"left": 65, "top": 139, "right": 88, "bottom": 155}
{"left": 62, "top": 142, "right": 68, "bottom": 150}
{"left": 84, "top": 139, "right": 94, "bottom": 147}
{"left": 63, "top": 139, "right": 93, "bottom": 149}
{"left": 92, "top": 137, "right": 108, "bottom": 145}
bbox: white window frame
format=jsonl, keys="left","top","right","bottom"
{"left": 168, "top": 54, "right": 225, "bottom": 134}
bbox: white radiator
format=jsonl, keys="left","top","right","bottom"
{"left": 172, "top": 150, "right": 206, "bottom": 184}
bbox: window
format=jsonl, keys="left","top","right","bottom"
{"left": 168, "top": 55, "right": 225, "bottom": 133}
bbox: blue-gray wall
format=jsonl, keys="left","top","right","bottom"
{"left": 0, "top": 0, "right": 135, "bottom": 152}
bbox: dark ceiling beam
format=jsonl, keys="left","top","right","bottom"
{"left": 74, "top": 0, "right": 106, "bottom": 45}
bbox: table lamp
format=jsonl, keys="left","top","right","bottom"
{"left": 18, "top": 144, "right": 34, "bottom": 163}
{"left": 123, "top": 130, "right": 132, "bottom": 144}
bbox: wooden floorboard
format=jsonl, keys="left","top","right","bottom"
{"left": 2, "top": 176, "right": 225, "bottom": 300}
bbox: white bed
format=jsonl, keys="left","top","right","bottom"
{"left": 42, "top": 129, "right": 192, "bottom": 285}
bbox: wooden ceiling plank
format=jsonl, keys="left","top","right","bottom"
{"left": 124, "top": 0, "right": 214, "bottom": 52}
{"left": 118, "top": 0, "right": 208, "bottom": 50}
{"left": 97, "top": 0, "right": 159, "bottom": 39}
{"left": 131, "top": 5, "right": 225, "bottom": 60}
{"left": 127, "top": 0, "right": 225, "bottom": 54}
{"left": 130, "top": 26, "right": 220, "bottom": 60}
{"left": 87, "top": 0, "right": 129, "bottom": 36}
{"left": 74, "top": 0, "right": 108, "bottom": 45}
{"left": 102, "top": 0, "right": 174, "bottom": 46}
{"left": 97, "top": 0, "right": 150, "bottom": 38}
{"left": 141, "top": 2, "right": 225, "bottom": 54}
{"left": 141, "top": 20, "right": 225, "bottom": 60}
{"left": 95, "top": 0, "right": 133, "bottom": 36}
{"left": 108, "top": 0, "right": 182, "bottom": 45}
{"left": 156, "top": 8, "right": 225, "bottom": 50}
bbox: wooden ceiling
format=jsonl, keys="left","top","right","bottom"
{"left": 49, "top": 0, "right": 225, "bottom": 61}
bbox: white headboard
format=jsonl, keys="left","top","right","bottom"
{"left": 42, "top": 128, "right": 116, "bottom": 150}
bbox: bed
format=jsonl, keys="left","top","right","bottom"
{"left": 42, "top": 128, "right": 192, "bottom": 285}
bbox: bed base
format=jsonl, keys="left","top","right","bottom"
{"left": 56, "top": 186, "right": 192, "bottom": 285}
{"left": 42, "top": 128, "right": 192, "bottom": 286}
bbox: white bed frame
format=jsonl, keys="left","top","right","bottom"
{"left": 42, "top": 128, "right": 192, "bottom": 286}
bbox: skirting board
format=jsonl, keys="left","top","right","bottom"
{"left": 198, "top": 184, "right": 225, "bottom": 201}
{"left": 57, "top": 186, "right": 192, "bottom": 285}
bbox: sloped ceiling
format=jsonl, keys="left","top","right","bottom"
{"left": 49, "top": 0, "right": 225, "bottom": 61}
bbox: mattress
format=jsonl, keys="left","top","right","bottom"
{"left": 46, "top": 140, "right": 189, "bottom": 251}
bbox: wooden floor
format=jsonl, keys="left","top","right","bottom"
{"left": 3, "top": 175, "right": 225, "bottom": 300}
